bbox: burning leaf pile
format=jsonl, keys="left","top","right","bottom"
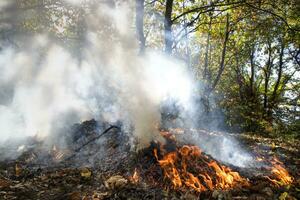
{"left": 152, "top": 143, "right": 249, "bottom": 193}
{"left": 133, "top": 129, "right": 299, "bottom": 199}
{"left": 0, "top": 120, "right": 299, "bottom": 199}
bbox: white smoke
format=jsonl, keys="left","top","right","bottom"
{"left": 0, "top": 1, "right": 193, "bottom": 149}
{"left": 187, "top": 131, "right": 254, "bottom": 168}
{"left": 0, "top": 0, "right": 254, "bottom": 168}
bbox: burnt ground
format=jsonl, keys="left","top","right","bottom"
{"left": 0, "top": 120, "right": 299, "bottom": 200}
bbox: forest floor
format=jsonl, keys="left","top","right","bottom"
{"left": 0, "top": 121, "right": 299, "bottom": 200}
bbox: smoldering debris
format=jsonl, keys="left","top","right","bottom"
{"left": 0, "top": 119, "right": 298, "bottom": 199}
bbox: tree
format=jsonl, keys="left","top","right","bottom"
{"left": 164, "top": 0, "right": 173, "bottom": 54}
{"left": 136, "top": 0, "right": 146, "bottom": 53}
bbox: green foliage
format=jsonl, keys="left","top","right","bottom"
{"left": 162, "top": 0, "right": 300, "bottom": 135}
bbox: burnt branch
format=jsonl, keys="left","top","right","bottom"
{"left": 64, "top": 125, "right": 121, "bottom": 161}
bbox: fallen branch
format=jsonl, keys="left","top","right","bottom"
{"left": 64, "top": 125, "right": 121, "bottom": 161}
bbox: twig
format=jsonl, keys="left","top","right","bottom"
{"left": 63, "top": 125, "right": 120, "bottom": 161}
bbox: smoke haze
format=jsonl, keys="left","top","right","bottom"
{"left": 0, "top": 0, "right": 254, "bottom": 167}
{"left": 0, "top": 1, "right": 193, "bottom": 146}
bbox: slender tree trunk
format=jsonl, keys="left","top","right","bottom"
{"left": 203, "top": 15, "right": 212, "bottom": 80}
{"left": 136, "top": 0, "right": 145, "bottom": 54}
{"left": 263, "top": 77, "right": 268, "bottom": 111}
{"left": 263, "top": 42, "right": 272, "bottom": 116}
{"left": 249, "top": 45, "right": 255, "bottom": 97}
{"left": 164, "top": 0, "right": 173, "bottom": 54}
{"left": 270, "top": 38, "right": 285, "bottom": 109}
{"left": 203, "top": 14, "right": 229, "bottom": 114}
{"left": 207, "top": 37, "right": 213, "bottom": 82}
{"left": 211, "top": 14, "right": 230, "bottom": 91}
{"left": 235, "top": 52, "right": 244, "bottom": 101}
{"left": 182, "top": 1, "right": 191, "bottom": 69}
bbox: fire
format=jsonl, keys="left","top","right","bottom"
{"left": 266, "top": 158, "right": 293, "bottom": 186}
{"left": 130, "top": 168, "right": 140, "bottom": 183}
{"left": 208, "top": 161, "right": 244, "bottom": 189}
{"left": 154, "top": 149, "right": 182, "bottom": 187}
{"left": 153, "top": 144, "right": 248, "bottom": 192}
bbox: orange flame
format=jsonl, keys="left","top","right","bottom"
{"left": 154, "top": 144, "right": 248, "bottom": 192}
{"left": 184, "top": 172, "right": 205, "bottom": 192}
{"left": 266, "top": 158, "right": 293, "bottom": 186}
{"left": 154, "top": 149, "right": 182, "bottom": 187}
{"left": 130, "top": 168, "right": 140, "bottom": 183}
{"left": 208, "top": 161, "right": 245, "bottom": 189}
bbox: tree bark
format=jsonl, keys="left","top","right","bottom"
{"left": 270, "top": 38, "right": 285, "bottom": 109}
{"left": 182, "top": 1, "right": 191, "bottom": 69}
{"left": 235, "top": 51, "right": 244, "bottom": 101}
{"left": 164, "top": 0, "right": 173, "bottom": 54}
{"left": 211, "top": 14, "right": 230, "bottom": 91}
{"left": 249, "top": 45, "right": 255, "bottom": 97}
{"left": 263, "top": 41, "right": 273, "bottom": 116}
{"left": 203, "top": 15, "right": 212, "bottom": 80}
{"left": 136, "top": 0, "right": 145, "bottom": 54}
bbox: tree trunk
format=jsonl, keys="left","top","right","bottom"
{"left": 203, "top": 15, "right": 212, "bottom": 80}
{"left": 235, "top": 51, "right": 244, "bottom": 101}
{"left": 211, "top": 14, "right": 230, "bottom": 91}
{"left": 249, "top": 45, "right": 255, "bottom": 97}
{"left": 270, "top": 38, "right": 285, "bottom": 110}
{"left": 263, "top": 41, "right": 272, "bottom": 117}
{"left": 136, "top": 0, "right": 145, "bottom": 54}
{"left": 164, "top": 0, "right": 173, "bottom": 54}
{"left": 182, "top": 1, "right": 191, "bottom": 69}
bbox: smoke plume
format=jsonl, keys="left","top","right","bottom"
{"left": 0, "top": 1, "right": 192, "bottom": 147}
{"left": 0, "top": 0, "right": 254, "bottom": 167}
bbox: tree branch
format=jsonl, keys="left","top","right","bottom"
{"left": 172, "top": 0, "right": 245, "bottom": 23}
